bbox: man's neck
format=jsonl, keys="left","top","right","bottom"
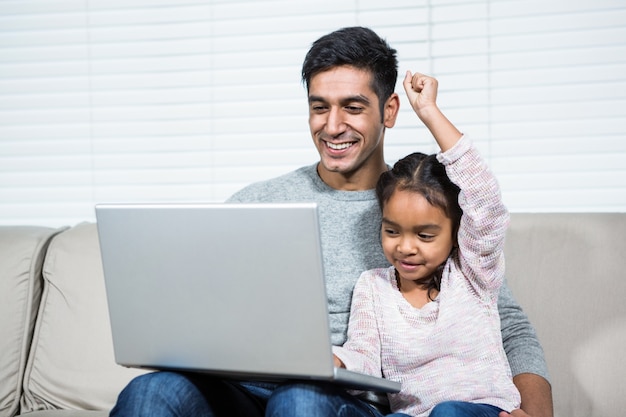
{"left": 316, "top": 159, "right": 389, "bottom": 191}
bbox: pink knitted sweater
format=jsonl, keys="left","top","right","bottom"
{"left": 333, "top": 136, "right": 521, "bottom": 416}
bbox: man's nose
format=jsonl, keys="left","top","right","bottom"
{"left": 325, "top": 107, "right": 346, "bottom": 137}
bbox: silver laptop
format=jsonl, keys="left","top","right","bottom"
{"left": 95, "top": 202, "right": 400, "bottom": 393}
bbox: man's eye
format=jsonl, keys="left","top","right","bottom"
{"left": 345, "top": 106, "right": 363, "bottom": 113}
{"left": 311, "top": 105, "right": 327, "bottom": 112}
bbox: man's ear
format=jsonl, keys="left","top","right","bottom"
{"left": 383, "top": 93, "right": 400, "bottom": 128}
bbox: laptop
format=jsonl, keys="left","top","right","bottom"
{"left": 95, "top": 202, "right": 400, "bottom": 393}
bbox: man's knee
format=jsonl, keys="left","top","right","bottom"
{"left": 267, "top": 383, "right": 339, "bottom": 416}
{"left": 112, "top": 372, "right": 208, "bottom": 417}
{"left": 124, "top": 372, "right": 193, "bottom": 396}
{"left": 267, "top": 383, "right": 376, "bottom": 417}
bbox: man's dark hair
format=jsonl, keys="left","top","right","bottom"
{"left": 301, "top": 26, "right": 398, "bottom": 117}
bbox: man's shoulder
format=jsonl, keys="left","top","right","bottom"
{"left": 227, "top": 164, "right": 318, "bottom": 202}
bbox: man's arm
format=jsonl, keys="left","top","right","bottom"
{"left": 500, "top": 373, "right": 553, "bottom": 417}
{"left": 498, "top": 282, "right": 553, "bottom": 417}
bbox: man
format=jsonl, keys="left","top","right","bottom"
{"left": 110, "top": 26, "right": 552, "bottom": 417}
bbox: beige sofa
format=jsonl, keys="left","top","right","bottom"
{"left": 1, "top": 214, "right": 624, "bottom": 417}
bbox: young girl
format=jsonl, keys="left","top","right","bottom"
{"left": 332, "top": 72, "right": 521, "bottom": 417}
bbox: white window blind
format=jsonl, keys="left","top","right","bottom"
{"left": 1, "top": 0, "right": 625, "bottom": 226}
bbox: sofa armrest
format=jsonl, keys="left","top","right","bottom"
{"left": 20, "top": 223, "right": 146, "bottom": 414}
{"left": 0, "top": 226, "right": 65, "bottom": 417}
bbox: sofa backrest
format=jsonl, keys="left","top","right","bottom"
{"left": 505, "top": 213, "right": 626, "bottom": 417}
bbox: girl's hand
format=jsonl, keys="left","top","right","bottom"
{"left": 402, "top": 71, "right": 439, "bottom": 118}
{"left": 333, "top": 354, "right": 345, "bottom": 368}
{"left": 403, "top": 70, "right": 461, "bottom": 152}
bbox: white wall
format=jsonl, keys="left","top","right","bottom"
{"left": 1, "top": 0, "right": 625, "bottom": 227}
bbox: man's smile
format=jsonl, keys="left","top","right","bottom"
{"left": 326, "top": 141, "right": 356, "bottom": 151}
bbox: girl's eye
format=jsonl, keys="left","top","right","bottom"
{"left": 418, "top": 233, "right": 435, "bottom": 241}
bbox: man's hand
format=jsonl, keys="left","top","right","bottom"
{"left": 499, "top": 409, "right": 531, "bottom": 417}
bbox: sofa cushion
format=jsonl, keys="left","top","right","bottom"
{"left": 0, "top": 226, "right": 62, "bottom": 417}
{"left": 18, "top": 411, "right": 107, "bottom": 417}
{"left": 20, "top": 223, "right": 146, "bottom": 413}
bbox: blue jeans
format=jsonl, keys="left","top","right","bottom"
{"left": 109, "top": 372, "right": 408, "bottom": 417}
{"left": 266, "top": 382, "right": 409, "bottom": 417}
{"left": 430, "top": 401, "right": 504, "bottom": 417}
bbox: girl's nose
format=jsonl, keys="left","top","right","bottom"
{"left": 397, "top": 236, "right": 418, "bottom": 255}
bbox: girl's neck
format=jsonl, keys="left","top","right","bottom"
{"left": 395, "top": 269, "right": 439, "bottom": 309}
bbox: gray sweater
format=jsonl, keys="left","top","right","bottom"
{"left": 227, "top": 163, "right": 549, "bottom": 381}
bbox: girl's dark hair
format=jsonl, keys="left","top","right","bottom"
{"left": 376, "top": 152, "right": 462, "bottom": 297}
{"left": 301, "top": 26, "right": 398, "bottom": 119}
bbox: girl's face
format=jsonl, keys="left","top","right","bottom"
{"left": 381, "top": 189, "right": 454, "bottom": 283}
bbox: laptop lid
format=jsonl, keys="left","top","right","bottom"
{"left": 95, "top": 202, "right": 400, "bottom": 393}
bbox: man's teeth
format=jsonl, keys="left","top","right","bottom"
{"left": 327, "top": 142, "right": 353, "bottom": 150}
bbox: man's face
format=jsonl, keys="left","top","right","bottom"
{"left": 307, "top": 65, "right": 398, "bottom": 190}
